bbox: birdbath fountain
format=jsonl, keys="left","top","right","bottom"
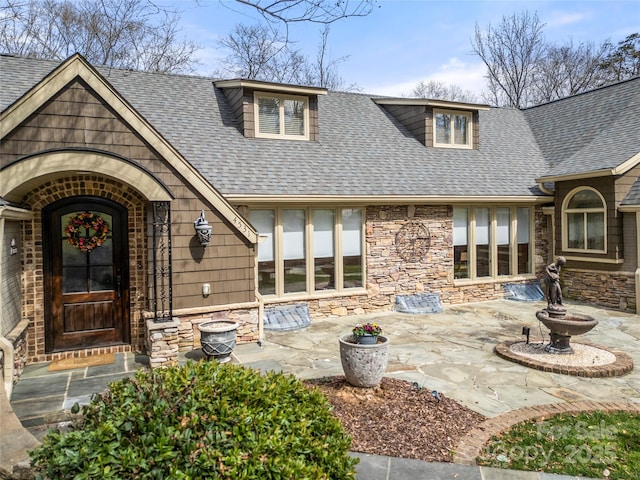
{"left": 536, "top": 257, "right": 598, "bottom": 354}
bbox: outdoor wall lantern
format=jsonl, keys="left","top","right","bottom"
{"left": 194, "top": 210, "right": 212, "bottom": 246}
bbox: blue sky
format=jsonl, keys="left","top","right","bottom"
{"left": 167, "top": 0, "right": 640, "bottom": 97}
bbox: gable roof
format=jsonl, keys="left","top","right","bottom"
{"left": 2, "top": 54, "right": 637, "bottom": 205}
{"left": 525, "top": 77, "right": 640, "bottom": 182}
{"left": 0, "top": 54, "right": 257, "bottom": 243}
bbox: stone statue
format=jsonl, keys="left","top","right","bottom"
{"left": 544, "top": 256, "right": 566, "bottom": 309}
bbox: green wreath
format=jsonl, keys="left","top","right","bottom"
{"left": 65, "top": 211, "right": 110, "bottom": 253}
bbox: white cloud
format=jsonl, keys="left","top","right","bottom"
{"left": 362, "top": 57, "right": 487, "bottom": 97}
{"left": 544, "top": 11, "right": 591, "bottom": 29}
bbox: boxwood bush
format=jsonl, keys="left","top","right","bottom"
{"left": 30, "top": 361, "right": 357, "bottom": 479}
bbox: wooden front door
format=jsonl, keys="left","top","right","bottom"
{"left": 44, "top": 197, "right": 130, "bottom": 353}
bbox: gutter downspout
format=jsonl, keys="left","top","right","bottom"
{"left": 538, "top": 181, "right": 554, "bottom": 196}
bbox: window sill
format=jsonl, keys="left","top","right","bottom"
{"left": 453, "top": 274, "right": 538, "bottom": 287}
{"left": 261, "top": 288, "right": 368, "bottom": 304}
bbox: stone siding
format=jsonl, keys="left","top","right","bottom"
{"left": 146, "top": 306, "right": 259, "bottom": 368}
{"left": 264, "top": 205, "right": 549, "bottom": 318}
{"left": 563, "top": 269, "right": 636, "bottom": 312}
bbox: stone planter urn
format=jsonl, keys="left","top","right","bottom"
{"left": 198, "top": 320, "right": 239, "bottom": 363}
{"left": 339, "top": 334, "right": 389, "bottom": 388}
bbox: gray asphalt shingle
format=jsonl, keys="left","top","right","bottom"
{"left": 1, "top": 54, "right": 638, "bottom": 200}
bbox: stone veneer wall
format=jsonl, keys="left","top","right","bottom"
{"left": 263, "top": 205, "right": 548, "bottom": 319}
{"left": 563, "top": 269, "right": 636, "bottom": 312}
{"left": 146, "top": 307, "right": 259, "bottom": 367}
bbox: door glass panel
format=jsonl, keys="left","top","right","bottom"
{"left": 517, "top": 207, "right": 531, "bottom": 274}
{"left": 90, "top": 266, "right": 114, "bottom": 291}
{"left": 63, "top": 266, "right": 88, "bottom": 293}
{"left": 61, "top": 211, "right": 113, "bottom": 293}
{"left": 91, "top": 238, "right": 113, "bottom": 264}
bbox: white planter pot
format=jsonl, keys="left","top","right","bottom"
{"left": 339, "top": 334, "right": 389, "bottom": 387}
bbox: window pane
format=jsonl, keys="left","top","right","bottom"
{"left": 250, "top": 210, "right": 275, "bottom": 295}
{"left": 342, "top": 208, "right": 363, "bottom": 288}
{"left": 496, "top": 208, "right": 511, "bottom": 276}
{"left": 517, "top": 207, "right": 530, "bottom": 274}
{"left": 453, "top": 208, "right": 469, "bottom": 279}
{"left": 475, "top": 208, "right": 490, "bottom": 277}
{"left": 90, "top": 238, "right": 113, "bottom": 264}
{"left": 567, "top": 212, "right": 585, "bottom": 249}
{"left": 283, "top": 209, "right": 306, "bottom": 293}
{"left": 435, "top": 113, "right": 450, "bottom": 144}
{"left": 63, "top": 266, "right": 87, "bottom": 293}
{"left": 62, "top": 240, "right": 86, "bottom": 266}
{"left": 284, "top": 99, "right": 305, "bottom": 136}
{"left": 568, "top": 190, "right": 602, "bottom": 209}
{"left": 90, "top": 266, "right": 113, "bottom": 291}
{"left": 258, "top": 96, "right": 280, "bottom": 135}
{"left": 314, "top": 210, "right": 335, "bottom": 290}
{"left": 453, "top": 114, "right": 468, "bottom": 145}
{"left": 587, "top": 212, "right": 605, "bottom": 250}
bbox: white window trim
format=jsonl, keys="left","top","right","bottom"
{"left": 433, "top": 109, "right": 473, "bottom": 149}
{"left": 254, "top": 92, "right": 310, "bottom": 140}
{"left": 454, "top": 206, "right": 534, "bottom": 281}
{"left": 561, "top": 186, "right": 607, "bottom": 254}
{"left": 251, "top": 206, "right": 365, "bottom": 298}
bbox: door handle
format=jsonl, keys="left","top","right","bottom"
{"left": 116, "top": 275, "right": 122, "bottom": 298}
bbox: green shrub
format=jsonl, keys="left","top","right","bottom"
{"left": 30, "top": 361, "right": 357, "bottom": 479}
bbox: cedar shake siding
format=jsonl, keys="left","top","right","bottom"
{"left": 1, "top": 78, "right": 255, "bottom": 362}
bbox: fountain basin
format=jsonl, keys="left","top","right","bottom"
{"left": 536, "top": 310, "right": 598, "bottom": 337}
{"left": 536, "top": 309, "right": 598, "bottom": 354}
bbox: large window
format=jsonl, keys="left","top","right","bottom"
{"left": 255, "top": 93, "right": 308, "bottom": 140}
{"left": 434, "top": 109, "right": 472, "bottom": 148}
{"left": 250, "top": 207, "right": 364, "bottom": 296}
{"left": 562, "top": 187, "right": 606, "bottom": 253}
{"left": 454, "top": 206, "right": 533, "bottom": 280}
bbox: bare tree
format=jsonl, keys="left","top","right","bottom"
{"left": 410, "top": 80, "right": 478, "bottom": 103}
{"left": 226, "top": 0, "right": 374, "bottom": 25}
{"left": 302, "top": 25, "right": 356, "bottom": 90}
{"left": 532, "top": 39, "right": 612, "bottom": 104}
{"left": 0, "top": 0, "right": 201, "bottom": 73}
{"left": 472, "top": 11, "right": 546, "bottom": 108}
{"left": 599, "top": 33, "right": 640, "bottom": 82}
{"left": 216, "top": 23, "right": 355, "bottom": 89}
{"left": 215, "top": 23, "right": 308, "bottom": 84}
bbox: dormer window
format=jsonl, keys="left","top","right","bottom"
{"left": 434, "top": 109, "right": 472, "bottom": 148}
{"left": 255, "top": 92, "right": 309, "bottom": 140}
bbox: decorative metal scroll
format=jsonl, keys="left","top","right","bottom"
{"left": 152, "top": 201, "right": 173, "bottom": 322}
{"left": 395, "top": 220, "right": 431, "bottom": 262}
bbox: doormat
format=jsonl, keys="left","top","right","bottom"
{"left": 48, "top": 353, "right": 115, "bottom": 371}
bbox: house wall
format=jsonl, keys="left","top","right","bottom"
{"left": 0, "top": 79, "right": 257, "bottom": 362}
{"left": 1, "top": 220, "right": 22, "bottom": 336}
{"left": 262, "top": 204, "right": 548, "bottom": 318}
{"left": 220, "top": 86, "right": 320, "bottom": 141}
{"left": 379, "top": 105, "right": 480, "bottom": 149}
{"left": 555, "top": 177, "right": 623, "bottom": 264}
{"left": 553, "top": 177, "right": 637, "bottom": 312}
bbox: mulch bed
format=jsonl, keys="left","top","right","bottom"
{"left": 305, "top": 376, "right": 486, "bottom": 462}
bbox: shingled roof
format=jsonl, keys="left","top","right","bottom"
{"left": 524, "top": 77, "right": 640, "bottom": 181}
{"left": 1, "top": 54, "right": 638, "bottom": 201}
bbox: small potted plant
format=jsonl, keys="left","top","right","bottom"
{"left": 339, "top": 321, "right": 389, "bottom": 388}
{"left": 352, "top": 322, "right": 382, "bottom": 344}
